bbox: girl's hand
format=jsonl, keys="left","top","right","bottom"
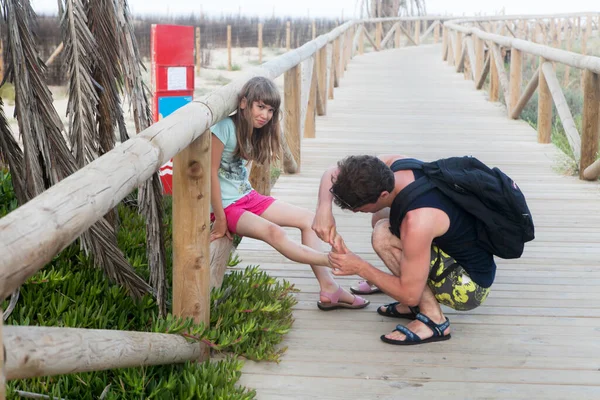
{"left": 210, "top": 218, "right": 232, "bottom": 242}
{"left": 312, "top": 208, "right": 337, "bottom": 244}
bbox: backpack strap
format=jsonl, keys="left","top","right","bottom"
{"left": 390, "top": 158, "right": 425, "bottom": 172}
{"left": 389, "top": 176, "right": 436, "bottom": 237}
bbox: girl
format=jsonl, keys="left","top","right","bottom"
{"left": 210, "top": 76, "right": 368, "bottom": 310}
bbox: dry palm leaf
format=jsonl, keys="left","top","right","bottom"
{"left": 0, "top": 97, "right": 29, "bottom": 203}
{"left": 59, "top": 0, "right": 99, "bottom": 168}
{"left": 2, "top": 0, "right": 151, "bottom": 297}
{"left": 115, "top": 0, "right": 168, "bottom": 315}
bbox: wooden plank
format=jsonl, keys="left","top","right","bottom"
{"left": 284, "top": 65, "right": 302, "bottom": 169}
{"left": 537, "top": 57, "right": 552, "bottom": 143}
{"left": 581, "top": 70, "right": 600, "bottom": 179}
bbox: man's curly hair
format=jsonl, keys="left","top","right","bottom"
{"left": 331, "top": 155, "right": 395, "bottom": 210}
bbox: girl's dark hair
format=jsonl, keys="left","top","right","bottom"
{"left": 232, "top": 76, "right": 282, "bottom": 164}
{"left": 331, "top": 155, "right": 395, "bottom": 210}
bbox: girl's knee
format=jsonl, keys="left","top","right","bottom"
{"left": 263, "top": 223, "right": 287, "bottom": 245}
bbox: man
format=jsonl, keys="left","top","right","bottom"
{"left": 312, "top": 155, "right": 496, "bottom": 345}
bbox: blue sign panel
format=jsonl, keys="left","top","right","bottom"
{"left": 158, "top": 95, "right": 193, "bottom": 120}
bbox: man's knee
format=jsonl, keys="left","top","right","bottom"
{"left": 371, "top": 219, "right": 394, "bottom": 253}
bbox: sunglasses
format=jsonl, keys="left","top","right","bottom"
{"left": 329, "top": 187, "right": 355, "bottom": 210}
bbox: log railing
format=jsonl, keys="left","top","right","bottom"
{"left": 442, "top": 13, "right": 600, "bottom": 179}
{"left": 0, "top": 16, "right": 441, "bottom": 390}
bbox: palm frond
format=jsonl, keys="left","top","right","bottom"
{"left": 116, "top": 0, "right": 168, "bottom": 315}
{"left": 2, "top": 0, "right": 151, "bottom": 297}
{"left": 60, "top": 0, "right": 99, "bottom": 168}
{"left": 0, "top": 97, "right": 29, "bottom": 203}
{"left": 87, "top": 0, "right": 129, "bottom": 152}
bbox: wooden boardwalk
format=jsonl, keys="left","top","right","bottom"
{"left": 235, "top": 44, "right": 600, "bottom": 399}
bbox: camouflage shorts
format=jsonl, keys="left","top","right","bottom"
{"left": 427, "top": 245, "right": 491, "bottom": 311}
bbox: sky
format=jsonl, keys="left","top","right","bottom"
{"left": 31, "top": 0, "right": 598, "bottom": 19}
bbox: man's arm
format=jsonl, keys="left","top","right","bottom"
{"left": 330, "top": 210, "right": 436, "bottom": 306}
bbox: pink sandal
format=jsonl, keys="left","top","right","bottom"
{"left": 317, "top": 286, "right": 370, "bottom": 311}
{"left": 350, "top": 280, "right": 382, "bottom": 295}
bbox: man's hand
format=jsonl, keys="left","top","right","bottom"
{"left": 328, "top": 235, "right": 367, "bottom": 276}
{"left": 312, "top": 207, "right": 337, "bottom": 244}
{"left": 210, "top": 218, "right": 232, "bottom": 242}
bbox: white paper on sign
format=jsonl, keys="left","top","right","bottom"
{"left": 167, "top": 67, "right": 187, "bottom": 90}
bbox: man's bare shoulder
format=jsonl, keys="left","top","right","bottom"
{"left": 401, "top": 208, "right": 450, "bottom": 240}
{"left": 377, "top": 154, "right": 408, "bottom": 167}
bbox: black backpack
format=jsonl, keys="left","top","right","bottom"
{"left": 389, "top": 156, "right": 535, "bottom": 259}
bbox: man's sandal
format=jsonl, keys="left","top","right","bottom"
{"left": 317, "top": 286, "right": 370, "bottom": 311}
{"left": 380, "top": 312, "right": 451, "bottom": 345}
{"left": 376, "top": 302, "right": 419, "bottom": 320}
{"left": 349, "top": 280, "right": 382, "bottom": 295}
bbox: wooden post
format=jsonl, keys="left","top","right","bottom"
{"left": 489, "top": 48, "right": 499, "bottom": 102}
{"left": 454, "top": 32, "right": 462, "bottom": 68}
{"left": 249, "top": 161, "right": 271, "bottom": 195}
{"left": 328, "top": 43, "right": 335, "bottom": 100}
{"left": 509, "top": 49, "right": 523, "bottom": 117}
{"left": 304, "top": 59, "right": 318, "bottom": 139}
{"left": 414, "top": 20, "right": 421, "bottom": 45}
{"left": 284, "top": 65, "right": 301, "bottom": 169}
{"left": 395, "top": 23, "right": 402, "bottom": 48}
{"left": 563, "top": 23, "right": 573, "bottom": 86}
{"left": 359, "top": 24, "right": 365, "bottom": 54}
{"left": 258, "top": 23, "right": 263, "bottom": 64}
{"left": 172, "top": 130, "right": 211, "bottom": 361}
{"left": 227, "top": 25, "right": 232, "bottom": 71}
{"left": 475, "top": 36, "right": 484, "bottom": 83}
{"left": 582, "top": 15, "right": 592, "bottom": 55}
{"left": 45, "top": 42, "right": 64, "bottom": 66}
{"left": 581, "top": 70, "right": 600, "bottom": 179}
{"left": 442, "top": 27, "right": 448, "bottom": 61}
{"left": 375, "top": 22, "right": 382, "bottom": 49}
{"left": 537, "top": 57, "right": 552, "bottom": 144}
{"left": 195, "top": 27, "right": 201, "bottom": 76}
{"left": 333, "top": 38, "right": 340, "bottom": 88}
{"left": 317, "top": 45, "right": 328, "bottom": 115}
{"left": 434, "top": 21, "right": 440, "bottom": 44}
{"left": 286, "top": 21, "right": 291, "bottom": 51}
{"left": 312, "top": 20, "right": 316, "bottom": 40}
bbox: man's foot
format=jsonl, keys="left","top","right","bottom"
{"left": 377, "top": 302, "right": 418, "bottom": 320}
{"left": 317, "top": 285, "right": 370, "bottom": 310}
{"left": 350, "top": 280, "right": 382, "bottom": 295}
{"left": 381, "top": 312, "right": 451, "bottom": 345}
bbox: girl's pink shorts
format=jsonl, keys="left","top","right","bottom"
{"left": 211, "top": 190, "right": 276, "bottom": 234}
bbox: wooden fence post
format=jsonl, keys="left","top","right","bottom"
{"left": 333, "top": 38, "right": 340, "bottom": 88}
{"left": 304, "top": 58, "right": 318, "bottom": 139}
{"left": 317, "top": 45, "right": 328, "bottom": 115}
{"left": 395, "top": 22, "right": 402, "bottom": 48}
{"left": 258, "top": 23, "right": 263, "bottom": 64}
{"left": 328, "top": 43, "right": 335, "bottom": 100}
{"left": 414, "top": 20, "right": 421, "bottom": 45}
{"left": 475, "top": 36, "right": 484, "bottom": 82}
{"left": 195, "top": 27, "right": 201, "bottom": 76}
{"left": 563, "top": 23, "right": 573, "bottom": 86}
{"left": 359, "top": 25, "right": 365, "bottom": 54}
{"left": 454, "top": 31, "right": 462, "bottom": 66}
{"left": 537, "top": 57, "right": 552, "bottom": 143}
{"left": 227, "top": 25, "right": 232, "bottom": 71}
{"left": 172, "top": 131, "right": 211, "bottom": 361}
{"left": 285, "top": 65, "right": 302, "bottom": 169}
{"left": 0, "top": 37, "right": 3, "bottom": 83}
{"left": 249, "top": 162, "right": 271, "bottom": 195}
{"left": 286, "top": 21, "right": 291, "bottom": 51}
{"left": 442, "top": 27, "right": 448, "bottom": 61}
{"left": 489, "top": 47, "right": 499, "bottom": 102}
{"left": 434, "top": 21, "right": 440, "bottom": 43}
{"left": 509, "top": 49, "right": 523, "bottom": 117}
{"left": 376, "top": 22, "right": 382, "bottom": 48}
{"left": 580, "top": 70, "right": 600, "bottom": 179}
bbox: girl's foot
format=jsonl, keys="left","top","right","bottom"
{"left": 350, "top": 280, "right": 382, "bottom": 295}
{"left": 317, "top": 285, "right": 370, "bottom": 310}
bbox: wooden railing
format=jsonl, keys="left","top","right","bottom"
{"left": 442, "top": 13, "right": 600, "bottom": 179}
{"left": 0, "top": 16, "right": 443, "bottom": 392}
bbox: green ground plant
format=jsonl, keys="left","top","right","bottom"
{"left": 1, "top": 170, "right": 297, "bottom": 399}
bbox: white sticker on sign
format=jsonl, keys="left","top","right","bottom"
{"left": 167, "top": 67, "right": 187, "bottom": 90}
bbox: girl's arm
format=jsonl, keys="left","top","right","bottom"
{"left": 210, "top": 134, "right": 232, "bottom": 241}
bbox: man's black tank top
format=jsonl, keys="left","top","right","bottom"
{"left": 394, "top": 161, "right": 496, "bottom": 288}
